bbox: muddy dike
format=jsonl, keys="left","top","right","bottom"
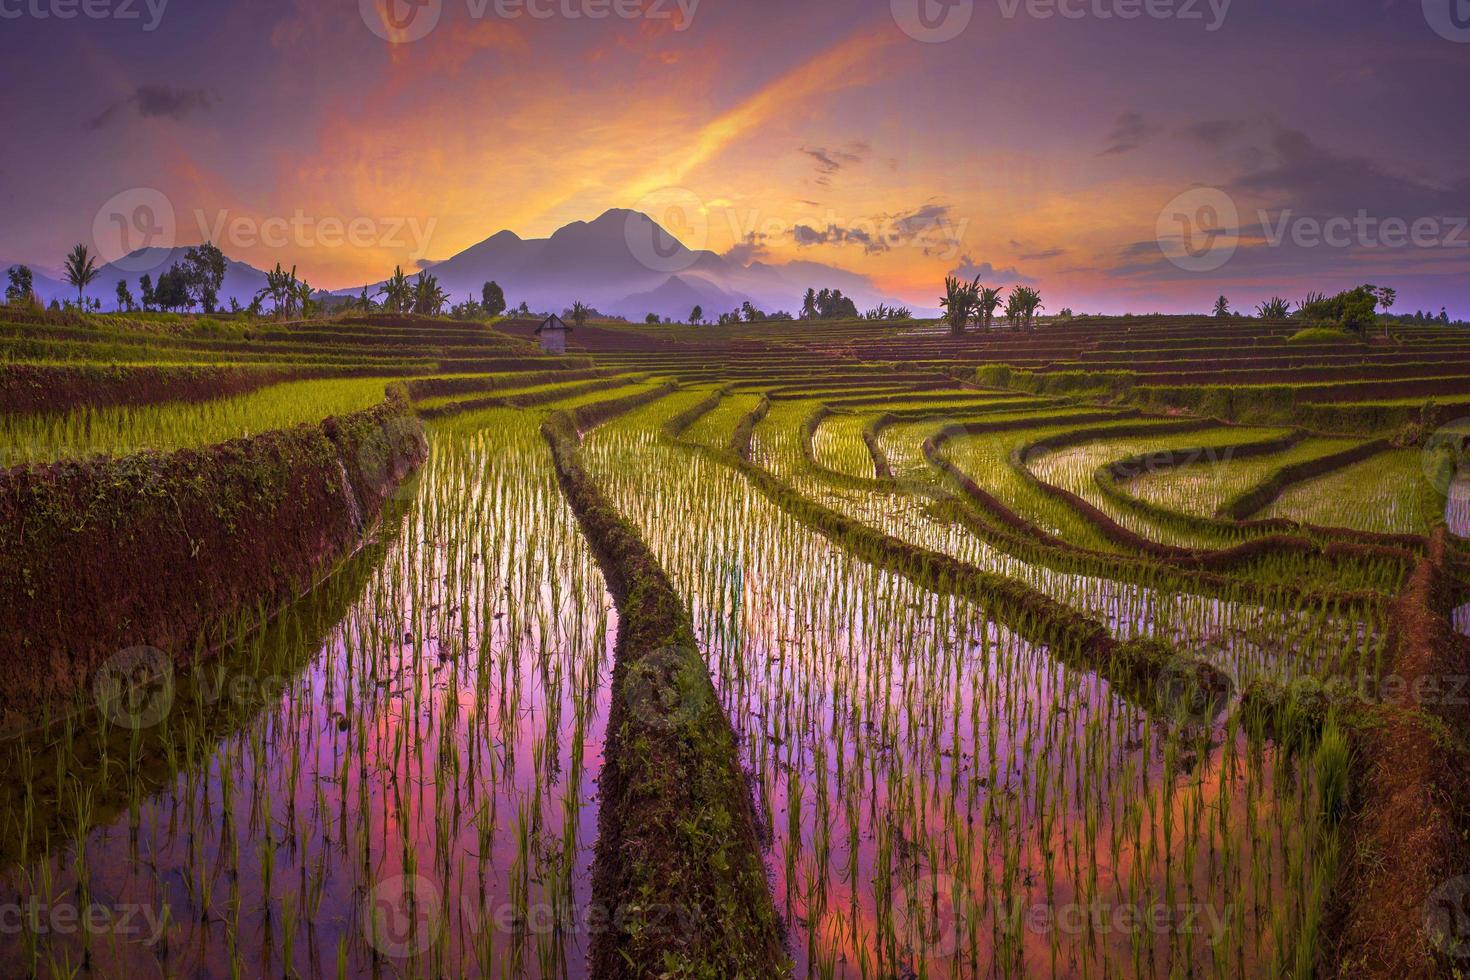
{"left": 541, "top": 408, "right": 789, "bottom": 978}
{"left": 0, "top": 362, "right": 330, "bottom": 414}
{"left": 0, "top": 392, "right": 426, "bottom": 733}
{"left": 1322, "top": 530, "right": 1470, "bottom": 978}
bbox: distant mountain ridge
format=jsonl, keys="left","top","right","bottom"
{"left": 344, "top": 208, "right": 905, "bottom": 320}
{"left": 15, "top": 210, "right": 908, "bottom": 318}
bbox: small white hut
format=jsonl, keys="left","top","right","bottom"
{"left": 536, "top": 314, "right": 571, "bottom": 355}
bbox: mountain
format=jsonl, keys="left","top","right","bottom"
{"left": 343, "top": 208, "right": 907, "bottom": 320}
{"left": 10, "top": 209, "right": 912, "bottom": 318}
{"left": 620, "top": 274, "right": 752, "bottom": 322}
{"left": 21, "top": 248, "right": 271, "bottom": 310}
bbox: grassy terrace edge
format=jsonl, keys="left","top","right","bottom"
{"left": 0, "top": 389, "right": 428, "bottom": 734}
{"left": 540, "top": 404, "right": 789, "bottom": 979}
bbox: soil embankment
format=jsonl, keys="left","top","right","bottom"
{"left": 0, "top": 392, "right": 427, "bottom": 732}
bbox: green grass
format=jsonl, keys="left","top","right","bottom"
{"left": 1, "top": 377, "right": 399, "bottom": 464}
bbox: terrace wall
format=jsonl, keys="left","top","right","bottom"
{"left": 0, "top": 393, "right": 427, "bottom": 733}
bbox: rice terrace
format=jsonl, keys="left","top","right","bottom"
{"left": 3, "top": 1, "right": 1470, "bottom": 978}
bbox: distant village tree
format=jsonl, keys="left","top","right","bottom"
{"left": 139, "top": 274, "right": 154, "bottom": 311}
{"left": 481, "top": 281, "right": 506, "bottom": 317}
{"left": 690, "top": 304, "right": 702, "bottom": 324}
{"left": 115, "top": 279, "right": 134, "bottom": 312}
{"left": 5, "top": 265, "right": 34, "bottom": 305}
{"left": 154, "top": 265, "right": 192, "bottom": 312}
{"left": 183, "top": 242, "right": 227, "bottom": 313}
{"left": 62, "top": 244, "right": 100, "bottom": 308}
{"left": 569, "top": 301, "right": 590, "bottom": 328}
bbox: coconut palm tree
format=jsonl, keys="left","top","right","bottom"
{"left": 939, "top": 276, "right": 981, "bottom": 337}
{"left": 63, "top": 244, "right": 100, "bottom": 308}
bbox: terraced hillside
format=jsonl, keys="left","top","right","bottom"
{"left": 2, "top": 309, "right": 1468, "bottom": 979}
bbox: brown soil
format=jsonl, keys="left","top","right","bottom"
{"left": 0, "top": 395, "right": 426, "bottom": 733}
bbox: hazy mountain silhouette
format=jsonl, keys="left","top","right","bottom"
{"left": 24, "top": 247, "right": 271, "bottom": 309}
{"left": 350, "top": 209, "right": 900, "bottom": 319}
{"left": 14, "top": 210, "right": 905, "bottom": 317}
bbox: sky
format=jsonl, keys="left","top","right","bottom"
{"left": 1, "top": 0, "right": 1468, "bottom": 316}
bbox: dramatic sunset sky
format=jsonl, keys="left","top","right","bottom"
{"left": 2, "top": 0, "right": 1468, "bottom": 315}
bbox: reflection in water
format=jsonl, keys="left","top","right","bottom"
{"left": 584, "top": 396, "right": 1339, "bottom": 979}
{"left": 0, "top": 411, "right": 616, "bottom": 978}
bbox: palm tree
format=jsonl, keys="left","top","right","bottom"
{"left": 292, "top": 277, "right": 315, "bottom": 319}
{"left": 978, "top": 286, "right": 1005, "bottom": 332}
{"left": 570, "top": 301, "right": 590, "bottom": 329}
{"left": 63, "top": 244, "right": 100, "bottom": 308}
{"left": 1376, "top": 286, "right": 1397, "bottom": 339}
{"left": 412, "top": 271, "right": 448, "bottom": 316}
{"left": 377, "top": 266, "right": 412, "bottom": 314}
{"left": 1011, "top": 286, "right": 1044, "bottom": 329}
{"left": 801, "top": 288, "right": 818, "bottom": 320}
{"left": 254, "top": 263, "right": 299, "bottom": 320}
{"left": 1213, "top": 295, "right": 1231, "bottom": 318}
{"left": 1256, "top": 297, "right": 1290, "bottom": 319}
{"left": 939, "top": 276, "right": 981, "bottom": 337}
{"left": 1003, "top": 290, "right": 1026, "bottom": 331}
